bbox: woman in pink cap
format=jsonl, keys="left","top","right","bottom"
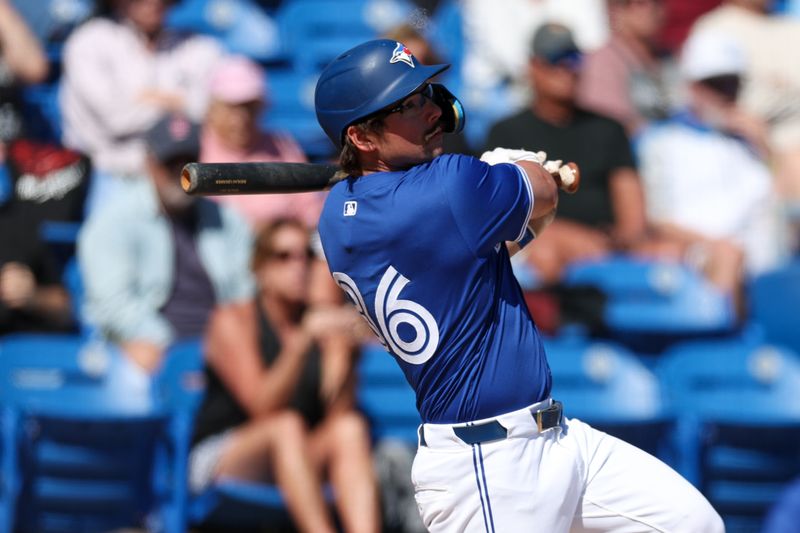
{"left": 200, "top": 55, "right": 324, "bottom": 231}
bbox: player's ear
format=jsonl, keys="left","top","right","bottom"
{"left": 346, "top": 124, "right": 378, "bottom": 153}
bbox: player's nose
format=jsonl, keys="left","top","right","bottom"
{"left": 422, "top": 97, "right": 442, "bottom": 125}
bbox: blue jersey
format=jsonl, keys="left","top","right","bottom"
{"left": 318, "top": 154, "right": 551, "bottom": 423}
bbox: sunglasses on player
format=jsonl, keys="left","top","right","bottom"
{"left": 383, "top": 83, "right": 435, "bottom": 117}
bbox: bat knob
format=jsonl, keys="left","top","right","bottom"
{"left": 558, "top": 162, "right": 580, "bottom": 194}
{"left": 181, "top": 163, "right": 198, "bottom": 194}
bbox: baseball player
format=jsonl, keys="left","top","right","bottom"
{"left": 314, "top": 39, "right": 724, "bottom": 532}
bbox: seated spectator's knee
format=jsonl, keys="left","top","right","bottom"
{"left": 328, "top": 411, "right": 371, "bottom": 446}
{"left": 711, "top": 239, "right": 745, "bottom": 265}
{"left": 269, "top": 410, "right": 310, "bottom": 444}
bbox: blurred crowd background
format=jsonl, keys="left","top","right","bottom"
{"left": 3, "top": 0, "right": 800, "bottom": 532}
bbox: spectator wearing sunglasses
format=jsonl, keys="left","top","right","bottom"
{"left": 192, "top": 217, "right": 381, "bottom": 533}
{"left": 635, "top": 31, "right": 789, "bottom": 300}
{"left": 485, "top": 23, "right": 670, "bottom": 285}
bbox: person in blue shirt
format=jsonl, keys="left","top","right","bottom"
{"left": 314, "top": 38, "right": 724, "bottom": 532}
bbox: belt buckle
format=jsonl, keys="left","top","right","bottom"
{"left": 535, "top": 409, "right": 545, "bottom": 433}
{"left": 533, "top": 401, "right": 562, "bottom": 432}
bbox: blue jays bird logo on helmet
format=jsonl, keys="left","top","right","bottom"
{"left": 390, "top": 42, "right": 415, "bottom": 68}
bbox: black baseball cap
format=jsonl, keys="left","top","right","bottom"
{"left": 145, "top": 114, "right": 201, "bottom": 163}
{"left": 530, "top": 23, "right": 582, "bottom": 68}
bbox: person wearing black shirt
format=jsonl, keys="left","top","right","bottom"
{"left": 485, "top": 23, "right": 668, "bottom": 284}
{"left": 191, "top": 218, "right": 380, "bottom": 533}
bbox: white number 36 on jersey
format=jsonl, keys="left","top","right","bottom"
{"left": 333, "top": 266, "right": 440, "bottom": 365}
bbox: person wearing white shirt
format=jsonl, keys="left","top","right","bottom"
{"left": 60, "top": 0, "right": 223, "bottom": 213}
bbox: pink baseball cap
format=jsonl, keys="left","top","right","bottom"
{"left": 209, "top": 56, "right": 267, "bottom": 104}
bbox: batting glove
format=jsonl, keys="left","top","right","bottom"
{"left": 479, "top": 147, "right": 547, "bottom": 166}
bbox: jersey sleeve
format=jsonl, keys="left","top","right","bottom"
{"left": 436, "top": 154, "right": 533, "bottom": 257}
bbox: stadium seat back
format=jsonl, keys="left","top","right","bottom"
{"left": 276, "top": 0, "right": 412, "bottom": 71}
{"left": 166, "top": 0, "right": 283, "bottom": 61}
{"left": 545, "top": 333, "right": 673, "bottom": 460}
{"left": 748, "top": 259, "right": 800, "bottom": 355}
{"left": 658, "top": 335, "right": 800, "bottom": 531}
{"left": 563, "top": 256, "right": 737, "bottom": 353}
{"left": 356, "top": 343, "right": 420, "bottom": 445}
{"left": 0, "top": 335, "right": 204, "bottom": 533}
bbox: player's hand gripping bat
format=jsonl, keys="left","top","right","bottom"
{"left": 543, "top": 161, "right": 580, "bottom": 194}
{"left": 180, "top": 160, "right": 580, "bottom": 196}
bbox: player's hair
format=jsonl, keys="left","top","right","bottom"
{"left": 339, "top": 117, "right": 386, "bottom": 177}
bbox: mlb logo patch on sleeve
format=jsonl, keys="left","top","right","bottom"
{"left": 344, "top": 201, "right": 358, "bottom": 216}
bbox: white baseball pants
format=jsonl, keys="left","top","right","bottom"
{"left": 412, "top": 401, "right": 724, "bottom": 532}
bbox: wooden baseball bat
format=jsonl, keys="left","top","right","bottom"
{"left": 181, "top": 161, "right": 580, "bottom": 196}
{"left": 181, "top": 162, "right": 345, "bottom": 195}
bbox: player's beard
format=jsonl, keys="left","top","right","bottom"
{"left": 424, "top": 124, "right": 444, "bottom": 158}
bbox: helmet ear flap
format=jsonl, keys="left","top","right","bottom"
{"left": 430, "top": 84, "right": 465, "bottom": 135}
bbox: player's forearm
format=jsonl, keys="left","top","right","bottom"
{"left": 516, "top": 160, "right": 559, "bottom": 219}
{"left": 506, "top": 205, "right": 558, "bottom": 258}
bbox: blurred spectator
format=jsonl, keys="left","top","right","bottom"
{"left": 0, "top": 0, "right": 88, "bottom": 335}
{"left": 690, "top": 0, "right": 800, "bottom": 210}
{"left": 192, "top": 218, "right": 380, "bottom": 533}
{"left": 658, "top": 0, "right": 722, "bottom": 54}
{"left": 199, "top": 55, "right": 323, "bottom": 230}
{"left": 78, "top": 114, "right": 254, "bottom": 375}
{"left": 484, "top": 23, "right": 656, "bottom": 284}
{"left": 0, "top": 141, "right": 89, "bottom": 334}
{"left": 577, "top": 0, "right": 682, "bottom": 135}
{"left": 635, "top": 31, "right": 788, "bottom": 294}
{"left": 198, "top": 55, "right": 342, "bottom": 308}
{"left": 61, "top": 0, "right": 223, "bottom": 214}
{"left": 461, "top": 0, "right": 609, "bottom": 111}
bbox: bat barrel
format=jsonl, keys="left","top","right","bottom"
{"left": 180, "top": 162, "right": 343, "bottom": 195}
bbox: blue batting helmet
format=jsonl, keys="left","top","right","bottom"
{"left": 315, "top": 39, "right": 453, "bottom": 148}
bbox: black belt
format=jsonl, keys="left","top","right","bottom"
{"left": 421, "top": 401, "right": 563, "bottom": 446}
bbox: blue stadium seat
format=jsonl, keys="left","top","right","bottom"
{"left": 658, "top": 334, "right": 800, "bottom": 532}
{"left": 563, "top": 256, "right": 738, "bottom": 353}
{"left": 544, "top": 332, "right": 673, "bottom": 460}
{"left": 428, "top": 0, "right": 464, "bottom": 71}
{"left": 747, "top": 259, "right": 800, "bottom": 355}
{"left": 166, "top": 0, "right": 283, "bottom": 62}
{"left": 357, "top": 342, "right": 420, "bottom": 445}
{"left": 275, "top": 0, "right": 412, "bottom": 72}
{"left": 60, "top": 256, "right": 95, "bottom": 338}
{"left": 189, "top": 477, "right": 334, "bottom": 529}
{"left": 0, "top": 335, "right": 204, "bottom": 533}
{"left": 22, "top": 82, "right": 63, "bottom": 143}
{"left": 262, "top": 67, "right": 334, "bottom": 161}
{"left": 762, "top": 475, "right": 800, "bottom": 533}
